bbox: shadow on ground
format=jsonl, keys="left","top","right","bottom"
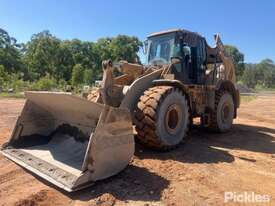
{"left": 32, "top": 164, "right": 169, "bottom": 203}
{"left": 69, "top": 165, "right": 169, "bottom": 202}
{"left": 136, "top": 124, "right": 275, "bottom": 163}
{"left": 30, "top": 123, "right": 275, "bottom": 203}
{"left": 210, "top": 124, "right": 275, "bottom": 154}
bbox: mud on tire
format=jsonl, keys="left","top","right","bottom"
{"left": 134, "top": 86, "right": 190, "bottom": 151}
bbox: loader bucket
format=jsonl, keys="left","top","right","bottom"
{"left": 1, "top": 92, "right": 134, "bottom": 192}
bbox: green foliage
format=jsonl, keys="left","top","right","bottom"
{"left": 0, "top": 28, "right": 25, "bottom": 75}
{"left": 22, "top": 30, "right": 142, "bottom": 85}
{"left": 0, "top": 65, "right": 8, "bottom": 80}
{"left": 30, "top": 74, "right": 57, "bottom": 91}
{"left": 0, "top": 92, "right": 25, "bottom": 98}
{"left": 0, "top": 68, "right": 28, "bottom": 92}
{"left": 83, "top": 69, "right": 94, "bottom": 84}
{"left": 109, "top": 35, "right": 142, "bottom": 62}
{"left": 224, "top": 45, "right": 245, "bottom": 79}
{"left": 24, "top": 31, "right": 61, "bottom": 80}
{"left": 71, "top": 64, "right": 84, "bottom": 86}
{"left": 242, "top": 64, "right": 257, "bottom": 88}
{"left": 3, "top": 26, "right": 275, "bottom": 93}
{"left": 55, "top": 41, "right": 74, "bottom": 81}
{"left": 0, "top": 28, "right": 142, "bottom": 91}
{"left": 255, "top": 59, "right": 275, "bottom": 88}
{"left": 0, "top": 65, "right": 7, "bottom": 89}
{"left": 242, "top": 59, "right": 275, "bottom": 88}
{"left": 12, "top": 79, "right": 30, "bottom": 92}
{"left": 57, "top": 79, "right": 68, "bottom": 90}
{"left": 95, "top": 35, "right": 142, "bottom": 63}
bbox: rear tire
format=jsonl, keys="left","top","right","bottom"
{"left": 210, "top": 91, "right": 234, "bottom": 132}
{"left": 135, "top": 86, "right": 189, "bottom": 151}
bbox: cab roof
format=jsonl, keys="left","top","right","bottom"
{"left": 147, "top": 28, "right": 203, "bottom": 38}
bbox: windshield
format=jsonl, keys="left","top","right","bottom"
{"left": 146, "top": 33, "right": 180, "bottom": 65}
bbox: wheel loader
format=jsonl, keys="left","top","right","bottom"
{"left": 1, "top": 29, "right": 240, "bottom": 192}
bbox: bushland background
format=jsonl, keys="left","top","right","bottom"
{"left": 1, "top": 28, "right": 275, "bottom": 96}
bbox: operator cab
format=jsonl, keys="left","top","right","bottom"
{"left": 145, "top": 29, "right": 214, "bottom": 85}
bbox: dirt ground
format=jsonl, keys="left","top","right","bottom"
{"left": 0, "top": 95, "right": 275, "bottom": 206}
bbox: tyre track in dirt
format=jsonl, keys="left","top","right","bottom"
{"left": 0, "top": 169, "right": 24, "bottom": 185}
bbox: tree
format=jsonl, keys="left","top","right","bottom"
{"left": 83, "top": 69, "right": 94, "bottom": 84}
{"left": 95, "top": 35, "right": 142, "bottom": 63}
{"left": 242, "top": 59, "right": 275, "bottom": 88}
{"left": 56, "top": 41, "right": 74, "bottom": 81}
{"left": 24, "top": 30, "right": 61, "bottom": 80}
{"left": 60, "top": 39, "right": 101, "bottom": 81}
{"left": 0, "top": 28, "right": 146, "bottom": 90}
{"left": 224, "top": 45, "right": 245, "bottom": 79}
{"left": 109, "top": 35, "right": 142, "bottom": 62}
{"left": 242, "top": 64, "right": 257, "bottom": 88}
{"left": 95, "top": 38, "right": 113, "bottom": 61}
{"left": 30, "top": 74, "right": 57, "bottom": 91}
{"left": 0, "top": 65, "right": 8, "bottom": 80}
{"left": 256, "top": 59, "right": 275, "bottom": 87}
{"left": 0, "top": 65, "right": 8, "bottom": 89}
{"left": 0, "top": 28, "right": 24, "bottom": 74}
{"left": 71, "top": 64, "right": 84, "bottom": 86}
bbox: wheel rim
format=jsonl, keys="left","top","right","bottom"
{"left": 221, "top": 103, "right": 231, "bottom": 123}
{"left": 165, "top": 104, "right": 183, "bottom": 135}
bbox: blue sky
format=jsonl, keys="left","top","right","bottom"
{"left": 0, "top": 0, "right": 274, "bottom": 63}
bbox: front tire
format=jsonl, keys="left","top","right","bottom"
{"left": 135, "top": 86, "right": 190, "bottom": 151}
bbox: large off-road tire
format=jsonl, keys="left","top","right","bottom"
{"left": 135, "top": 86, "right": 190, "bottom": 151}
{"left": 210, "top": 91, "right": 234, "bottom": 132}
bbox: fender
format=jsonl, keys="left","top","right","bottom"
{"left": 216, "top": 80, "right": 240, "bottom": 108}
{"left": 152, "top": 79, "right": 188, "bottom": 94}
{"left": 120, "top": 69, "right": 162, "bottom": 112}
{"left": 152, "top": 79, "right": 192, "bottom": 111}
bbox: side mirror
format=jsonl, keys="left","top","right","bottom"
{"left": 183, "top": 45, "right": 191, "bottom": 56}
{"left": 143, "top": 40, "right": 149, "bottom": 54}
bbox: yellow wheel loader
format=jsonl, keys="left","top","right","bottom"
{"left": 1, "top": 29, "right": 240, "bottom": 192}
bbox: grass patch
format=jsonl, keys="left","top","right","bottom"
{"left": 241, "top": 95, "right": 257, "bottom": 103}
{"left": 0, "top": 92, "right": 25, "bottom": 98}
{"left": 255, "top": 87, "right": 275, "bottom": 92}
